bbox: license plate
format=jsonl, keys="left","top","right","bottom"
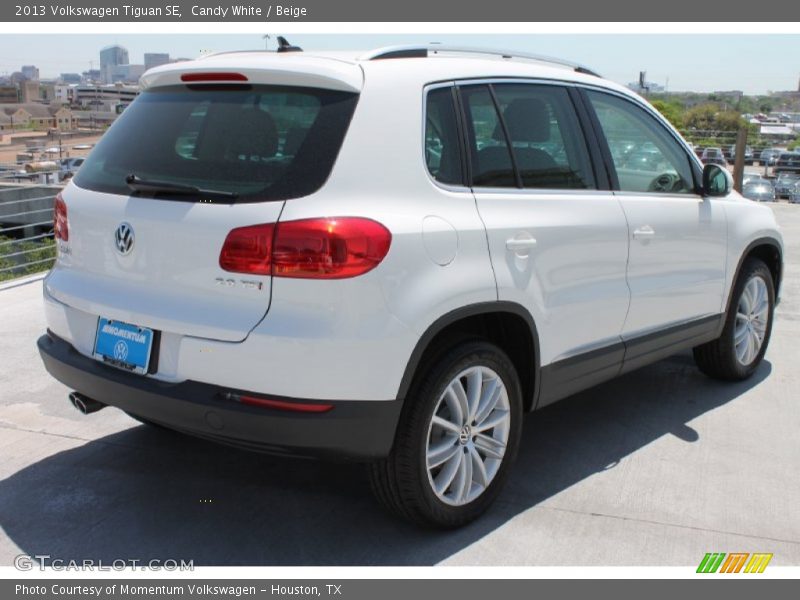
{"left": 93, "top": 318, "right": 154, "bottom": 375}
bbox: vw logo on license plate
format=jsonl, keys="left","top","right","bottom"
{"left": 113, "top": 340, "right": 129, "bottom": 361}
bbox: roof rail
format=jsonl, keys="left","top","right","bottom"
{"left": 361, "top": 45, "right": 601, "bottom": 77}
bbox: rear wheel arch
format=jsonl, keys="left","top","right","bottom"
{"left": 396, "top": 302, "right": 540, "bottom": 412}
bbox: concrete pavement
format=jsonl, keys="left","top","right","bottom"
{"left": 1, "top": 205, "right": 799, "bottom": 566}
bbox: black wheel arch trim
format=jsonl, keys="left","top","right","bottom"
{"left": 395, "top": 301, "right": 541, "bottom": 410}
{"left": 719, "top": 236, "right": 783, "bottom": 336}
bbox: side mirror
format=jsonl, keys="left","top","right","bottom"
{"left": 702, "top": 163, "right": 732, "bottom": 197}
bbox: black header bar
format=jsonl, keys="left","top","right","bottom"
{"left": 3, "top": 0, "right": 799, "bottom": 22}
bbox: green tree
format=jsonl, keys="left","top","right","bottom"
{"left": 684, "top": 104, "right": 745, "bottom": 132}
{"left": 684, "top": 104, "right": 718, "bottom": 131}
{"left": 650, "top": 100, "right": 685, "bottom": 128}
{"left": 714, "top": 110, "right": 747, "bottom": 131}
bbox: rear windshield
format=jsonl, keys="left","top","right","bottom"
{"left": 74, "top": 84, "right": 358, "bottom": 202}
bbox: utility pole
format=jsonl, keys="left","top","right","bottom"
{"left": 733, "top": 126, "right": 747, "bottom": 193}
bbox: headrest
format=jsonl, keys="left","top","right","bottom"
{"left": 229, "top": 108, "right": 279, "bottom": 158}
{"left": 493, "top": 98, "right": 551, "bottom": 143}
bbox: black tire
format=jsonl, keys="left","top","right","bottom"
{"left": 368, "top": 340, "right": 523, "bottom": 528}
{"left": 694, "top": 257, "right": 775, "bottom": 380}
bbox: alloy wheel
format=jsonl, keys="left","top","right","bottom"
{"left": 425, "top": 366, "right": 511, "bottom": 506}
{"left": 734, "top": 275, "right": 770, "bottom": 366}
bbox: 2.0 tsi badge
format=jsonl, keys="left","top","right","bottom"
{"left": 114, "top": 222, "right": 134, "bottom": 255}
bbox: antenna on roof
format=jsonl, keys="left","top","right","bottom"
{"left": 276, "top": 37, "right": 302, "bottom": 53}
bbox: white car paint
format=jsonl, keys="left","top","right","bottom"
{"left": 617, "top": 193, "right": 728, "bottom": 337}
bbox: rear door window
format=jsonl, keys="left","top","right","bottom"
{"left": 492, "top": 83, "right": 595, "bottom": 189}
{"left": 74, "top": 85, "right": 358, "bottom": 202}
{"left": 460, "top": 85, "right": 516, "bottom": 187}
{"left": 460, "top": 83, "right": 596, "bottom": 190}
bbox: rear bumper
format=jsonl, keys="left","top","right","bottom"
{"left": 37, "top": 332, "right": 402, "bottom": 461}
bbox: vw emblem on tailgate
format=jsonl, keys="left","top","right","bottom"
{"left": 114, "top": 222, "right": 135, "bottom": 255}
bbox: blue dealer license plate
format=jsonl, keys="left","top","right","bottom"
{"left": 93, "top": 318, "right": 154, "bottom": 375}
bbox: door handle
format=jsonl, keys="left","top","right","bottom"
{"left": 506, "top": 234, "right": 537, "bottom": 255}
{"left": 633, "top": 225, "right": 655, "bottom": 239}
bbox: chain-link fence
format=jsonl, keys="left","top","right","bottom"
{"left": 677, "top": 128, "right": 791, "bottom": 166}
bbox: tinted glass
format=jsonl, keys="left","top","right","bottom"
{"left": 461, "top": 85, "right": 516, "bottom": 187}
{"left": 492, "top": 84, "right": 595, "bottom": 189}
{"left": 425, "top": 87, "right": 463, "bottom": 185}
{"left": 706, "top": 166, "right": 729, "bottom": 196}
{"left": 74, "top": 85, "right": 358, "bottom": 202}
{"left": 587, "top": 90, "right": 696, "bottom": 195}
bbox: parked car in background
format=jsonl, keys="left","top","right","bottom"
{"left": 788, "top": 181, "right": 800, "bottom": 204}
{"left": 775, "top": 172, "right": 800, "bottom": 198}
{"left": 729, "top": 144, "right": 754, "bottom": 165}
{"left": 59, "top": 157, "right": 84, "bottom": 182}
{"left": 702, "top": 147, "right": 727, "bottom": 166}
{"left": 741, "top": 179, "right": 776, "bottom": 202}
{"left": 59, "top": 157, "right": 84, "bottom": 173}
{"left": 742, "top": 173, "right": 767, "bottom": 186}
{"left": 760, "top": 148, "right": 784, "bottom": 166}
{"left": 774, "top": 151, "right": 800, "bottom": 174}
{"left": 620, "top": 148, "right": 666, "bottom": 171}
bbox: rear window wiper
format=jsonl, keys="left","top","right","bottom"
{"left": 125, "top": 174, "right": 239, "bottom": 200}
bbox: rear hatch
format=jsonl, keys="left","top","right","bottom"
{"left": 48, "top": 61, "right": 360, "bottom": 341}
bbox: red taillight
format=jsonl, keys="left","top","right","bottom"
{"left": 180, "top": 72, "right": 248, "bottom": 82}
{"left": 218, "top": 223, "right": 274, "bottom": 275}
{"left": 53, "top": 193, "right": 68, "bottom": 241}
{"left": 227, "top": 393, "right": 334, "bottom": 413}
{"left": 273, "top": 218, "right": 392, "bottom": 279}
{"left": 219, "top": 218, "right": 391, "bottom": 279}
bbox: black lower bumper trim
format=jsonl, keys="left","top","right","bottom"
{"left": 37, "top": 333, "right": 402, "bottom": 461}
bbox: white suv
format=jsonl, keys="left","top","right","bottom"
{"left": 38, "top": 45, "right": 783, "bottom": 528}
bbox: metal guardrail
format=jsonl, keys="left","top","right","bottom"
{"left": 0, "top": 184, "right": 60, "bottom": 280}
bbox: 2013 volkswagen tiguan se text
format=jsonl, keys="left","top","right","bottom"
{"left": 38, "top": 44, "right": 783, "bottom": 527}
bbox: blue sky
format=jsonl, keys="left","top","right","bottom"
{"left": 0, "top": 34, "right": 797, "bottom": 95}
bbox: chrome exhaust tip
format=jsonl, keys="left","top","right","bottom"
{"left": 68, "top": 392, "right": 106, "bottom": 415}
